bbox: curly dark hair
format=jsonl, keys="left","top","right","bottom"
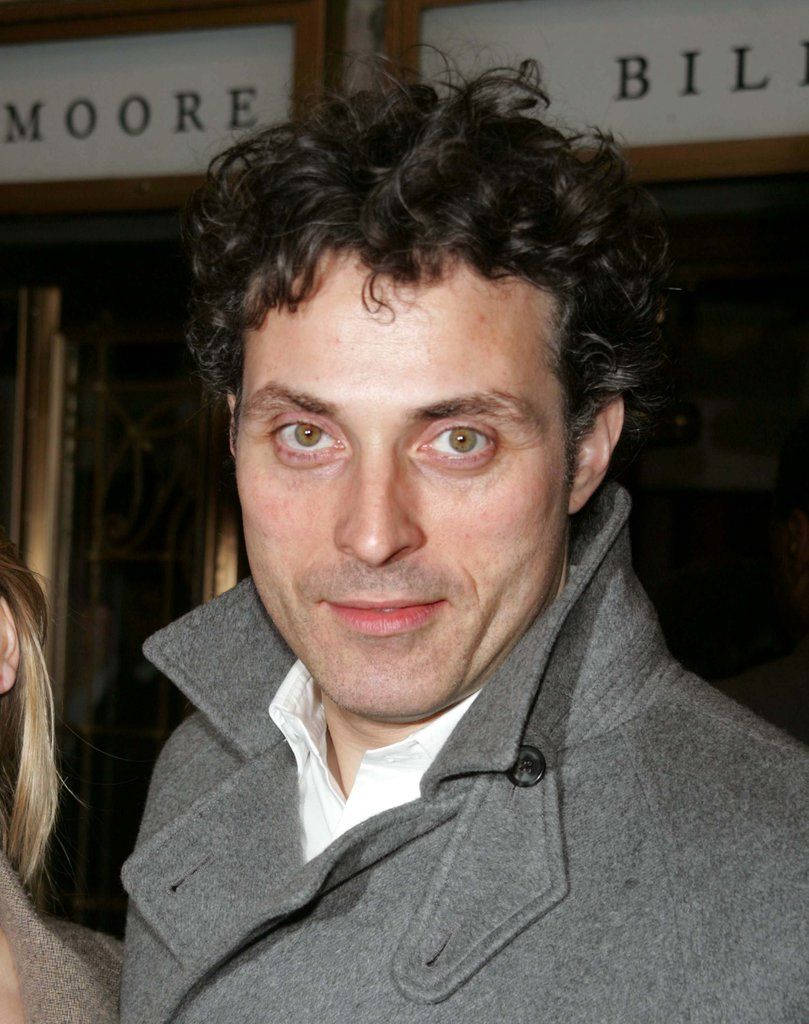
{"left": 184, "top": 60, "right": 670, "bottom": 463}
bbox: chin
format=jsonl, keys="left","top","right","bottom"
{"left": 319, "top": 671, "right": 457, "bottom": 724}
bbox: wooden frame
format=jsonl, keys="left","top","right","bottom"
{"left": 385, "top": 0, "right": 809, "bottom": 183}
{"left": 0, "top": 0, "right": 327, "bottom": 213}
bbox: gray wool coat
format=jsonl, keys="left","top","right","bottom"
{"left": 121, "top": 484, "right": 809, "bottom": 1023}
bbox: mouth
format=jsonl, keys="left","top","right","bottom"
{"left": 325, "top": 599, "right": 446, "bottom": 636}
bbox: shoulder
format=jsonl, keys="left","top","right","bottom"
{"left": 717, "top": 642, "right": 809, "bottom": 743}
{"left": 629, "top": 669, "right": 807, "bottom": 796}
{"left": 45, "top": 913, "right": 121, "bottom": 961}
{"left": 136, "top": 710, "right": 242, "bottom": 845}
{"left": 623, "top": 669, "right": 808, "bottom": 864}
{"left": 0, "top": 858, "right": 121, "bottom": 1024}
{"left": 618, "top": 671, "right": 808, "bottom": 999}
{"left": 21, "top": 918, "right": 121, "bottom": 1024}
{"left": 40, "top": 916, "right": 121, "bottom": 999}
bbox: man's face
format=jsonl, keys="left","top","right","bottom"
{"left": 233, "top": 258, "right": 607, "bottom": 724}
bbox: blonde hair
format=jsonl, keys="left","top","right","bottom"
{"left": 0, "top": 534, "right": 58, "bottom": 905}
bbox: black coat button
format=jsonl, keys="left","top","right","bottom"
{"left": 508, "top": 745, "right": 546, "bottom": 787}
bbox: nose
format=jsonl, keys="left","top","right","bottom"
{"left": 333, "top": 453, "right": 425, "bottom": 567}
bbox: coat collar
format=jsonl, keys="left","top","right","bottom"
{"left": 425, "top": 482, "right": 671, "bottom": 793}
{"left": 128, "top": 482, "right": 676, "bottom": 1014}
{"left": 143, "top": 482, "right": 669, "bottom": 780}
{"left": 143, "top": 567, "right": 295, "bottom": 759}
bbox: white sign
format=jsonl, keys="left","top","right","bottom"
{"left": 420, "top": 0, "right": 808, "bottom": 146}
{"left": 0, "top": 23, "right": 294, "bottom": 183}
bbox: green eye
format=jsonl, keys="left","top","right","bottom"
{"left": 277, "top": 422, "right": 340, "bottom": 460}
{"left": 430, "top": 426, "right": 489, "bottom": 457}
{"left": 293, "top": 423, "right": 322, "bottom": 447}
{"left": 448, "top": 428, "right": 478, "bottom": 453}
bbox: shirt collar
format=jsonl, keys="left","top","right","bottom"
{"left": 269, "top": 659, "right": 479, "bottom": 774}
{"left": 269, "top": 659, "right": 327, "bottom": 773}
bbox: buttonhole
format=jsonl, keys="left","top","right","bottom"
{"left": 169, "top": 856, "right": 210, "bottom": 894}
{"left": 424, "top": 931, "right": 451, "bottom": 966}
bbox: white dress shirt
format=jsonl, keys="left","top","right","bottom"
{"left": 269, "top": 659, "right": 479, "bottom": 862}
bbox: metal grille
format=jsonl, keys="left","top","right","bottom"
{"left": 51, "top": 323, "right": 211, "bottom": 933}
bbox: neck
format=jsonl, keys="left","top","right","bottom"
{"left": 321, "top": 693, "right": 443, "bottom": 797}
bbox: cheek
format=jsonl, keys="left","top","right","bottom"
{"left": 241, "top": 486, "right": 295, "bottom": 538}
{"left": 237, "top": 463, "right": 325, "bottom": 570}
{"left": 429, "top": 464, "right": 568, "bottom": 575}
{"left": 478, "top": 457, "right": 567, "bottom": 532}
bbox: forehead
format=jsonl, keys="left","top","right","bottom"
{"left": 241, "top": 258, "right": 560, "bottom": 411}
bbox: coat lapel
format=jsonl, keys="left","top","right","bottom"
{"left": 391, "top": 483, "right": 660, "bottom": 1002}
{"left": 121, "top": 741, "right": 302, "bottom": 965}
{"left": 393, "top": 769, "right": 567, "bottom": 1002}
{"left": 123, "top": 743, "right": 472, "bottom": 1009}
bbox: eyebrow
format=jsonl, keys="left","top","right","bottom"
{"left": 239, "top": 383, "right": 542, "bottom": 428}
{"left": 409, "top": 392, "right": 542, "bottom": 427}
{"left": 240, "top": 383, "right": 337, "bottom": 421}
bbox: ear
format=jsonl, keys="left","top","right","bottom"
{"left": 568, "top": 397, "right": 625, "bottom": 515}
{"left": 227, "top": 393, "right": 238, "bottom": 458}
{"left": 0, "top": 597, "right": 19, "bottom": 695}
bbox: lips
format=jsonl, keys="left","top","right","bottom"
{"left": 326, "top": 600, "right": 445, "bottom": 636}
